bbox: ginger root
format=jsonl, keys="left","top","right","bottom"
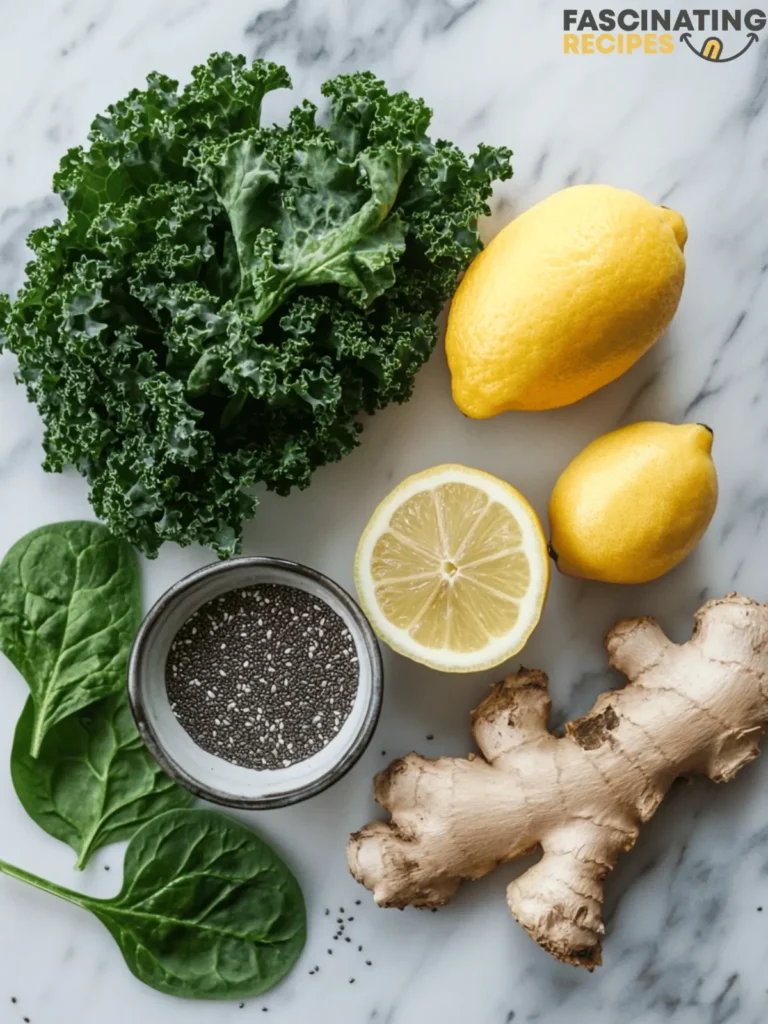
{"left": 348, "top": 594, "right": 768, "bottom": 969}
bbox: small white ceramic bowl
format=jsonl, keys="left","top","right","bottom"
{"left": 128, "top": 557, "right": 383, "bottom": 809}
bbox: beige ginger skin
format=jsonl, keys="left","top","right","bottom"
{"left": 348, "top": 595, "right": 768, "bottom": 968}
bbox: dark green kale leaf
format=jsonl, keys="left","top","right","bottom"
{"left": 0, "top": 54, "right": 511, "bottom": 557}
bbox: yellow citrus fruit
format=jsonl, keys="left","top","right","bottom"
{"left": 354, "top": 465, "right": 549, "bottom": 672}
{"left": 446, "top": 185, "right": 687, "bottom": 416}
{"left": 549, "top": 422, "right": 718, "bottom": 584}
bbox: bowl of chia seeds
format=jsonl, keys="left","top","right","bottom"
{"left": 128, "top": 557, "right": 383, "bottom": 809}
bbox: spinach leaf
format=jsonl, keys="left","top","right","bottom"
{"left": 0, "top": 809, "right": 306, "bottom": 1000}
{"left": 11, "top": 692, "right": 194, "bottom": 869}
{"left": 0, "top": 521, "right": 141, "bottom": 755}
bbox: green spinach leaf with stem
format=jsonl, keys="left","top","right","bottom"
{"left": 0, "top": 521, "right": 141, "bottom": 755}
{"left": 0, "top": 809, "right": 306, "bottom": 1000}
{"left": 11, "top": 691, "right": 194, "bottom": 869}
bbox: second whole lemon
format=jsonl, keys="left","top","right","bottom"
{"left": 548, "top": 422, "right": 718, "bottom": 584}
{"left": 446, "top": 185, "right": 687, "bottom": 416}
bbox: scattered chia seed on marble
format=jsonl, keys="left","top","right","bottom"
{"left": 166, "top": 584, "right": 359, "bottom": 771}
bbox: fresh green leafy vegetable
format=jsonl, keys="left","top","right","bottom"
{"left": 0, "top": 53, "right": 511, "bottom": 557}
{"left": 11, "top": 691, "right": 193, "bottom": 869}
{"left": 0, "top": 522, "right": 141, "bottom": 755}
{"left": 0, "top": 809, "right": 306, "bottom": 1000}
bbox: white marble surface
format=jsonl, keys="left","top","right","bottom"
{"left": 1, "top": 1, "right": 768, "bottom": 1021}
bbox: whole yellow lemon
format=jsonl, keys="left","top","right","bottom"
{"left": 446, "top": 185, "right": 687, "bottom": 416}
{"left": 548, "top": 422, "right": 717, "bottom": 584}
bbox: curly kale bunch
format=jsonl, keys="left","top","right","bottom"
{"left": 0, "top": 54, "right": 511, "bottom": 557}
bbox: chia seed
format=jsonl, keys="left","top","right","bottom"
{"left": 166, "top": 584, "right": 359, "bottom": 771}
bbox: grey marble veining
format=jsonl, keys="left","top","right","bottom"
{"left": 1, "top": 1, "right": 768, "bottom": 1021}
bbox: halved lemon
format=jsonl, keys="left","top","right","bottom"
{"left": 354, "top": 464, "right": 549, "bottom": 672}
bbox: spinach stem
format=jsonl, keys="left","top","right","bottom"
{"left": 29, "top": 720, "right": 45, "bottom": 759}
{"left": 0, "top": 859, "right": 89, "bottom": 910}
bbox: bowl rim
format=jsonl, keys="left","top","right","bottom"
{"left": 128, "top": 555, "right": 383, "bottom": 810}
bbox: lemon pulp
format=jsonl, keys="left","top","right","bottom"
{"left": 355, "top": 465, "right": 548, "bottom": 672}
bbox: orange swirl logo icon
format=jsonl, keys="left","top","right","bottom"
{"left": 680, "top": 27, "right": 760, "bottom": 60}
